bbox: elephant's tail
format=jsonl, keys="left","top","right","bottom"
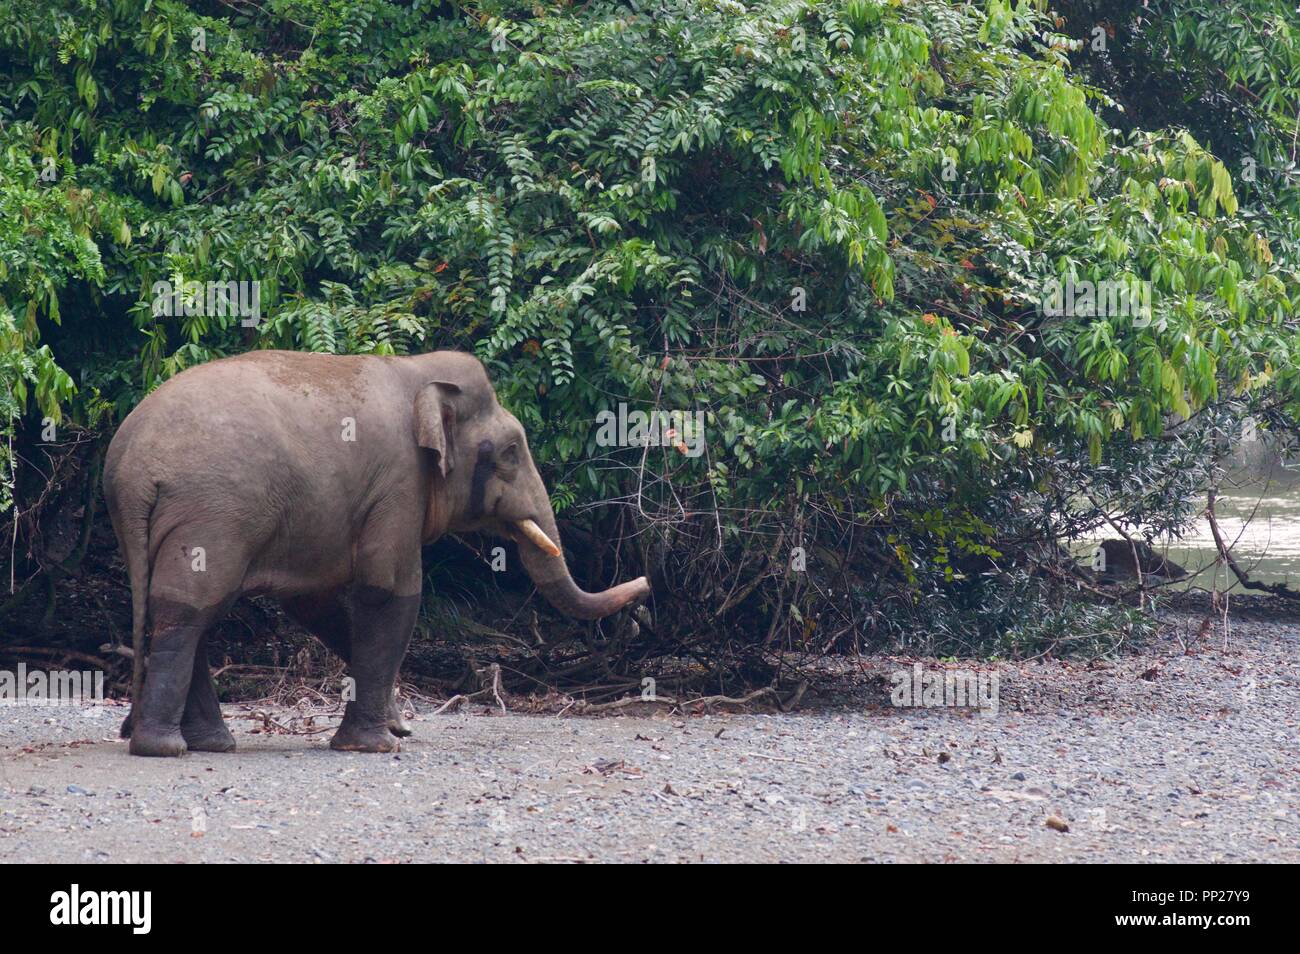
{"left": 125, "top": 517, "right": 151, "bottom": 735}
{"left": 105, "top": 472, "right": 155, "bottom": 738}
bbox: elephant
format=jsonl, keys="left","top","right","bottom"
{"left": 103, "top": 349, "right": 649, "bottom": 756}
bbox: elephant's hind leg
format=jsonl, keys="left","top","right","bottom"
{"left": 179, "top": 631, "right": 235, "bottom": 752}
{"left": 130, "top": 538, "right": 242, "bottom": 758}
{"left": 282, "top": 590, "right": 412, "bottom": 738}
{"left": 130, "top": 598, "right": 232, "bottom": 757}
{"left": 119, "top": 635, "right": 232, "bottom": 749}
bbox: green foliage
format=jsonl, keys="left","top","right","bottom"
{"left": 3, "top": 0, "right": 1299, "bottom": 658}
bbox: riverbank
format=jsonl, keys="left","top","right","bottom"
{"left": 2, "top": 604, "right": 1294, "bottom": 863}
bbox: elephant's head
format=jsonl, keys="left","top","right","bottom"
{"left": 412, "top": 355, "right": 649, "bottom": 621}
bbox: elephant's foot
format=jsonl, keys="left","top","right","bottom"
{"left": 388, "top": 698, "right": 412, "bottom": 738}
{"left": 331, "top": 721, "right": 401, "bottom": 753}
{"left": 129, "top": 727, "right": 187, "bottom": 758}
{"left": 119, "top": 709, "right": 134, "bottom": 739}
{"left": 182, "top": 719, "right": 236, "bottom": 753}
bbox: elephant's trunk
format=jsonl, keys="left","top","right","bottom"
{"left": 514, "top": 510, "right": 649, "bottom": 621}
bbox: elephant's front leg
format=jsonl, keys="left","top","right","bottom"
{"left": 282, "top": 590, "right": 412, "bottom": 738}
{"left": 329, "top": 585, "right": 420, "bottom": 753}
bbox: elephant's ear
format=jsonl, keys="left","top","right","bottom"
{"left": 414, "top": 381, "right": 461, "bottom": 477}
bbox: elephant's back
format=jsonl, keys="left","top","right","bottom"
{"left": 132, "top": 350, "right": 381, "bottom": 416}
{"left": 105, "top": 350, "right": 402, "bottom": 513}
{"left": 115, "top": 350, "right": 388, "bottom": 442}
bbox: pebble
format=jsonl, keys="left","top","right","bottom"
{"left": 0, "top": 608, "right": 1293, "bottom": 862}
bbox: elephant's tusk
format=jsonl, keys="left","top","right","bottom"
{"left": 516, "top": 519, "right": 561, "bottom": 557}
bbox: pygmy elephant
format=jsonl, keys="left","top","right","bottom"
{"left": 103, "top": 350, "right": 649, "bottom": 756}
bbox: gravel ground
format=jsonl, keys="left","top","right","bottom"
{"left": 2, "top": 609, "right": 1297, "bottom": 863}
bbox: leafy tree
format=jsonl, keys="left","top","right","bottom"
{"left": 3, "top": 0, "right": 1299, "bottom": 676}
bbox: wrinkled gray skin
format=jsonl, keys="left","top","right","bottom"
{"left": 104, "top": 350, "right": 649, "bottom": 756}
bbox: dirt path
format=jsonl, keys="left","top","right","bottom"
{"left": 2, "top": 611, "right": 1296, "bottom": 863}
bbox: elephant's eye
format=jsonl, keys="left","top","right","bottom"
{"left": 500, "top": 442, "right": 521, "bottom": 467}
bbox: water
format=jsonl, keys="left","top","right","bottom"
{"left": 1088, "top": 446, "right": 1300, "bottom": 592}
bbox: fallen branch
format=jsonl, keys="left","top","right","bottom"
{"left": 684, "top": 686, "right": 785, "bottom": 711}
{"left": 0, "top": 646, "right": 116, "bottom": 671}
{"left": 1206, "top": 489, "right": 1300, "bottom": 601}
{"left": 433, "top": 663, "right": 508, "bottom": 715}
{"left": 565, "top": 683, "right": 801, "bottom": 715}
{"left": 211, "top": 663, "right": 290, "bottom": 679}
{"left": 242, "top": 707, "right": 337, "bottom": 736}
{"left": 565, "top": 693, "right": 680, "bottom": 714}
